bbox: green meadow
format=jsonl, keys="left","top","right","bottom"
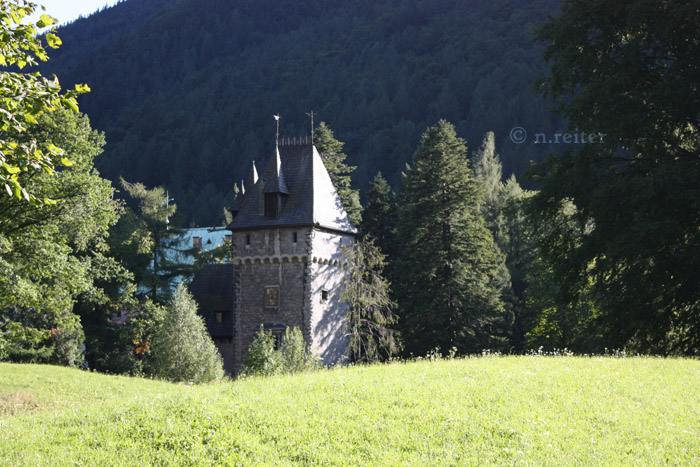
{"left": 1, "top": 357, "right": 699, "bottom": 466}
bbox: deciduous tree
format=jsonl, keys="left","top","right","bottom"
{"left": 0, "top": 0, "right": 88, "bottom": 204}
{"left": 531, "top": 0, "right": 700, "bottom": 354}
{"left": 0, "top": 109, "right": 124, "bottom": 366}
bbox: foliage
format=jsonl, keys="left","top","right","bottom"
{"left": 391, "top": 121, "right": 508, "bottom": 356}
{"left": 76, "top": 293, "right": 165, "bottom": 376}
{"left": 241, "top": 326, "right": 279, "bottom": 377}
{"left": 42, "top": 0, "right": 564, "bottom": 224}
{"left": 359, "top": 171, "right": 393, "bottom": 252}
{"left": 0, "top": 0, "right": 89, "bottom": 204}
{"left": 112, "top": 179, "right": 195, "bottom": 303}
{"left": 530, "top": 0, "right": 700, "bottom": 354}
{"left": 2, "top": 357, "right": 700, "bottom": 465}
{"left": 0, "top": 109, "right": 124, "bottom": 366}
{"left": 471, "top": 132, "right": 513, "bottom": 333}
{"left": 313, "top": 122, "right": 362, "bottom": 226}
{"left": 341, "top": 237, "right": 400, "bottom": 363}
{"left": 149, "top": 285, "right": 224, "bottom": 383}
{"left": 242, "top": 326, "right": 320, "bottom": 377}
{"left": 522, "top": 199, "right": 604, "bottom": 353}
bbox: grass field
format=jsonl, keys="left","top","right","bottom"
{"left": 1, "top": 356, "right": 699, "bottom": 466}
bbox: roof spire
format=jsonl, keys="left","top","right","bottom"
{"left": 274, "top": 114, "right": 280, "bottom": 148}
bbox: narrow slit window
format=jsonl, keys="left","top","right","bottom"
{"left": 246, "top": 234, "right": 251, "bottom": 246}
{"left": 293, "top": 232, "right": 298, "bottom": 243}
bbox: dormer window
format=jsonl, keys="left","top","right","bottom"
{"left": 264, "top": 193, "right": 279, "bottom": 219}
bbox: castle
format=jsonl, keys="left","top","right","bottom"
{"left": 190, "top": 140, "right": 357, "bottom": 375}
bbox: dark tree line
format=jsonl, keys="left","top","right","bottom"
{"left": 354, "top": 0, "right": 700, "bottom": 357}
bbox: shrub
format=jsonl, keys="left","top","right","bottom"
{"left": 149, "top": 285, "right": 224, "bottom": 383}
{"left": 242, "top": 326, "right": 320, "bottom": 377}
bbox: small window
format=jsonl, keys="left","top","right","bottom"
{"left": 321, "top": 290, "right": 329, "bottom": 302}
{"left": 264, "top": 324, "right": 286, "bottom": 350}
{"left": 215, "top": 312, "right": 223, "bottom": 324}
{"left": 246, "top": 234, "right": 251, "bottom": 246}
{"left": 264, "top": 286, "right": 280, "bottom": 309}
{"left": 193, "top": 236, "right": 202, "bottom": 249}
{"left": 225, "top": 235, "right": 232, "bottom": 243}
{"left": 293, "top": 231, "right": 298, "bottom": 243}
{"left": 271, "top": 329, "right": 283, "bottom": 350}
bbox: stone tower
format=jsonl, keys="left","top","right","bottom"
{"left": 224, "top": 141, "right": 357, "bottom": 375}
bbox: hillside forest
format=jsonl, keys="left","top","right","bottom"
{"left": 43, "top": 0, "right": 564, "bottom": 225}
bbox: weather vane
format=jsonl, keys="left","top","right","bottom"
{"left": 306, "top": 110, "right": 315, "bottom": 144}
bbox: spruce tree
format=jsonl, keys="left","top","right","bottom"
{"left": 359, "top": 171, "right": 393, "bottom": 252}
{"left": 393, "top": 121, "right": 507, "bottom": 356}
{"left": 342, "top": 237, "right": 400, "bottom": 363}
{"left": 313, "top": 122, "right": 362, "bottom": 226}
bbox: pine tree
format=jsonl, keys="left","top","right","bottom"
{"left": 392, "top": 121, "right": 507, "bottom": 356}
{"left": 342, "top": 237, "right": 400, "bottom": 363}
{"left": 313, "top": 122, "right": 362, "bottom": 226}
{"left": 149, "top": 285, "right": 224, "bottom": 383}
{"left": 359, "top": 171, "right": 393, "bottom": 252}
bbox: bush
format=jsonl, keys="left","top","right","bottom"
{"left": 149, "top": 285, "right": 224, "bottom": 383}
{"left": 242, "top": 326, "right": 320, "bottom": 377}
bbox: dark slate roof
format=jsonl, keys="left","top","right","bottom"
{"left": 189, "top": 263, "right": 234, "bottom": 338}
{"left": 227, "top": 143, "right": 357, "bottom": 234}
{"left": 262, "top": 146, "right": 289, "bottom": 194}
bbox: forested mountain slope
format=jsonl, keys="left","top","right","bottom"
{"left": 44, "top": 0, "right": 563, "bottom": 224}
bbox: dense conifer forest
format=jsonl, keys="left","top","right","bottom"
{"left": 43, "top": 0, "right": 563, "bottom": 225}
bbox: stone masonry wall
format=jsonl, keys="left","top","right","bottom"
{"left": 230, "top": 226, "right": 354, "bottom": 374}
{"left": 306, "top": 229, "right": 355, "bottom": 365}
{"left": 231, "top": 227, "right": 311, "bottom": 374}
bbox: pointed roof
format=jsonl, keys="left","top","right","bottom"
{"left": 227, "top": 143, "right": 357, "bottom": 234}
{"left": 245, "top": 161, "right": 258, "bottom": 190}
{"left": 262, "top": 145, "right": 289, "bottom": 194}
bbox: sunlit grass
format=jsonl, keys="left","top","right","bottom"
{"left": 1, "top": 357, "right": 699, "bottom": 465}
